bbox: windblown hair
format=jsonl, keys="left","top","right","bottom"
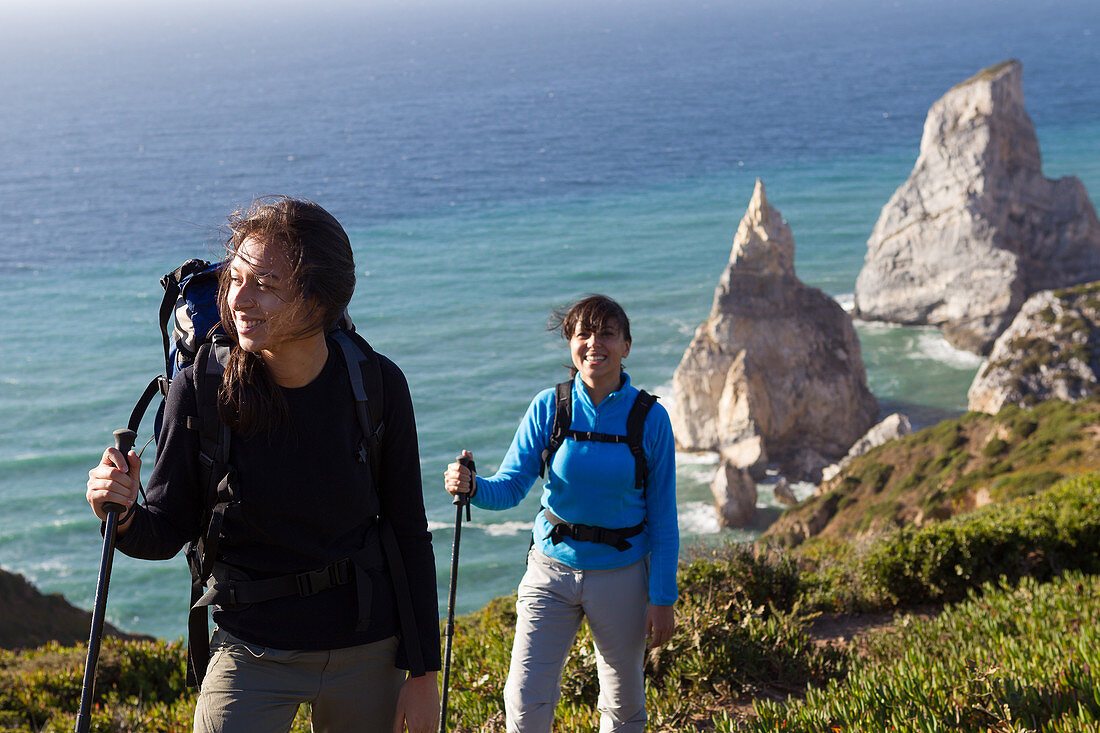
{"left": 216, "top": 196, "right": 356, "bottom": 435}
{"left": 548, "top": 294, "right": 632, "bottom": 377}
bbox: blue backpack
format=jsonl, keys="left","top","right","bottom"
{"left": 124, "top": 258, "right": 225, "bottom": 441}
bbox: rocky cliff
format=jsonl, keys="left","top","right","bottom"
{"left": 0, "top": 567, "right": 141, "bottom": 649}
{"left": 671, "top": 179, "right": 878, "bottom": 483}
{"left": 854, "top": 60, "right": 1100, "bottom": 354}
{"left": 968, "top": 281, "right": 1100, "bottom": 413}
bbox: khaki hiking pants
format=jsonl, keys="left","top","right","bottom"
{"left": 504, "top": 548, "right": 649, "bottom": 733}
{"left": 193, "top": 628, "right": 405, "bottom": 732}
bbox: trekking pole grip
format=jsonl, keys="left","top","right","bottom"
{"left": 106, "top": 429, "right": 137, "bottom": 515}
{"left": 455, "top": 456, "right": 475, "bottom": 515}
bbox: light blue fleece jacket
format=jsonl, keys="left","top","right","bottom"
{"left": 471, "top": 373, "right": 679, "bottom": 606}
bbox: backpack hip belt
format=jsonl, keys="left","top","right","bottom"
{"left": 542, "top": 508, "right": 645, "bottom": 552}
{"left": 196, "top": 557, "right": 355, "bottom": 608}
{"left": 194, "top": 524, "right": 385, "bottom": 607}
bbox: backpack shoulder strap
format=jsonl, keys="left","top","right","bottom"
{"left": 331, "top": 329, "right": 385, "bottom": 478}
{"left": 330, "top": 328, "right": 426, "bottom": 677}
{"left": 540, "top": 381, "right": 574, "bottom": 478}
{"left": 625, "top": 390, "right": 657, "bottom": 494}
{"left": 184, "top": 339, "right": 234, "bottom": 687}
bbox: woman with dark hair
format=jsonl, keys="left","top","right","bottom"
{"left": 87, "top": 197, "right": 441, "bottom": 732}
{"left": 443, "top": 294, "right": 678, "bottom": 733}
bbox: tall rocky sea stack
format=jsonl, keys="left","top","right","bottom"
{"left": 854, "top": 60, "right": 1100, "bottom": 354}
{"left": 671, "top": 180, "right": 878, "bottom": 489}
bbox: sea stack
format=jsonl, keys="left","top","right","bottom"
{"left": 671, "top": 180, "right": 878, "bottom": 486}
{"left": 854, "top": 60, "right": 1100, "bottom": 354}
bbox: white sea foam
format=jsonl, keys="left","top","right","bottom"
{"left": 835, "top": 293, "right": 855, "bottom": 312}
{"left": 27, "top": 558, "right": 73, "bottom": 578}
{"left": 654, "top": 379, "right": 677, "bottom": 421}
{"left": 675, "top": 450, "right": 719, "bottom": 466}
{"left": 479, "top": 521, "right": 534, "bottom": 537}
{"left": 852, "top": 317, "right": 905, "bottom": 331}
{"left": 676, "top": 450, "right": 720, "bottom": 486}
{"left": 912, "top": 330, "right": 984, "bottom": 369}
{"left": 677, "top": 501, "right": 721, "bottom": 534}
{"left": 790, "top": 481, "right": 817, "bottom": 502}
{"left": 428, "top": 519, "right": 532, "bottom": 537}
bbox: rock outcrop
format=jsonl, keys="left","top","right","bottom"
{"left": 772, "top": 477, "right": 798, "bottom": 507}
{"left": 968, "top": 281, "right": 1100, "bottom": 413}
{"left": 711, "top": 460, "right": 757, "bottom": 527}
{"left": 0, "top": 567, "right": 143, "bottom": 650}
{"left": 854, "top": 60, "right": 1100, "bottom": 354}
{"left": 671, "top": 179, "right": 879, "bottom": 481}
{"left": 820, "top": 412, "right": 913, "bottom": 483}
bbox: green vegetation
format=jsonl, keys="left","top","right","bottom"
{"left": 795, "top": 472, "right": 1100, "bottom": 611}
{"left": 2, "top": 406, "right": 1099, "bottom": 731}
{"left": 741, "top": 572, "right": 1100, "bottom": 733}
{"left": 762, "top": 398, "right": 1100, "bottom": 546}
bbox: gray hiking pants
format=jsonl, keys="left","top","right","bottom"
{"left": 193, "top": 628, "right": 405, "bottom": 732}
{"left": 504, "top": 548, "right": 649, "bottom": 733}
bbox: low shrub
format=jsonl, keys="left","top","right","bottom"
{"left": 863, "top": 473, "right": 1100, "bottom": 605}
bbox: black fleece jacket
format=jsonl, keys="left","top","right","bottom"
{"left": 116, "top": 338, "right": 441, "bottom": 671}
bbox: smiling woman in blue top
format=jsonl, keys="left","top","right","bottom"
{"left": 444, "top": 294, "right": 678, "bottom": 732}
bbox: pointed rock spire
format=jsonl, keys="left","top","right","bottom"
{"left": 725, "top": 179, "right": 794, "bottom": 278}
{"left": 671, "top": 182, "right": 878, "bottom": 492}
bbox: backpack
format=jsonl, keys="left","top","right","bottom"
{"left": 123, "top": 258, "right": 224, "bottom": 446}
{"left": 536, "top": 380, "right": 658, "bottom": 552}
{"left": 122, "top": 258, "right": 424, "bottom": 686}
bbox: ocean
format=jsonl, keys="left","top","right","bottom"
{"left": 1, "top": 0, "right": 1098, "bottom": 641}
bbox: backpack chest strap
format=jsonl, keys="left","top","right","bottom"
{"left": 561, "top": 429, "right": 629, "bottom": 444}
{"left": 540, "top": 382, "right": 656, "bottom": 494}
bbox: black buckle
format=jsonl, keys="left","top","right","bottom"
{"left": 295, "top": 561, "right": 349, "bottom": 597}
{"left": 365, "top": 422, "right": 385, "bottom": 448}
{"left": 571, "top": 524, "right": 594, "bottom": 543}
{"left": 296, "top": 568, "right": 324, "bottom": 596}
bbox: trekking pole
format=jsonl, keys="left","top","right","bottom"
{"left": 439, "top": 455, "right": 474, "bottom": 733}
{"left": 76, "top": 428, "right": 136, "bottom": 733}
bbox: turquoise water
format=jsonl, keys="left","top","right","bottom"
{"left": 1, "top": 0, "right": 1098, "bottom": 640}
